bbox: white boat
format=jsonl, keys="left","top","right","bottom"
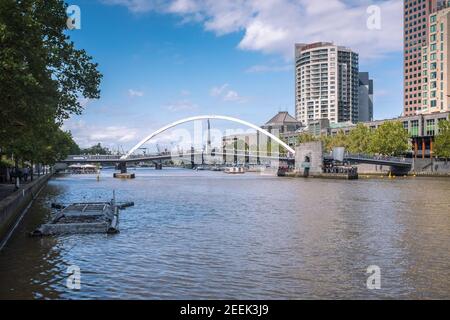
{"left": 224, "top": 167, "right": 245, "bottom": 174}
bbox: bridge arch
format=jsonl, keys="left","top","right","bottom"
{"left": 121, "top": 115, "right": 296, "bottom": 160}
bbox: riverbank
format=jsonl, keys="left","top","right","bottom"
{"left": 0, "top": 174, "right": 51, "bottom": 250}
{"left": 283, "top": 171, "right": 450, "bottom": 180}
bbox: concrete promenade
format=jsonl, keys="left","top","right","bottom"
{"left": 0, "top": 174, "right": 51, "bottom": 250}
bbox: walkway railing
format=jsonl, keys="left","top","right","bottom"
{"left": 345, "top": 153, "right": 413, "bottom": 164}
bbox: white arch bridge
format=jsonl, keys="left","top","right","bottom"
{"left": 62, "top": 115, "right": 296, "bottom": 171}
{"left": 61, "top": 115, "right": 413, "bottom": 174}
{"left": 122, "top": 115, "right": 295, "bottom": 159}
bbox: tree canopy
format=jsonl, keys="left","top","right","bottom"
{"left": 369, "top": 121, "right": 410, "bottom": 156}
{"left": 81, "top": 143, "right": 111, "bottom": 156}
{"left": 299, "top": 121, "right": 410, "bottom": 156}
{"left": 0, "top": 0, "right": 102, "bottom": 165}
{"left": 434, "top": 120, "right": 450, "bottom": 159}
{"left": 347, "top": 123, "right": 373, "bottom": 154}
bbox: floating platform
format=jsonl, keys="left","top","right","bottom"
{"left": 31, "top": 202, "right": 122, "bottom": 236}
{"left": 224, "top": 167, "right": 245, "bottom": 174}
{"left": 113, "top": 173, "right": 136, "bottom": 179}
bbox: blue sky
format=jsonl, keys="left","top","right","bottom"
{"left": 64, "top": 0, "right": 404, "bottom": 150}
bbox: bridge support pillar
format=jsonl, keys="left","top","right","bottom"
{"left": 114, "top": 161, "right": 135, "bottom": 179}
{"left": 119, "top": 162, "right": 127, "bottom": 174}
{"left": 233, "top": 137, "right": 238, "bottom": 165}
{"left": 257, "top": 132, "right": 260, "bottom": 165}
{"left": 245, "top": 136, "right": 250, "bottom": 165}
{"left": 222, "top": 138, "right": 227, "bottom": 165}
{"left": 191, "top": 146, "right": 195, "bottom": 169}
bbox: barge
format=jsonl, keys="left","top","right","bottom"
{"left": 31, "top": 199, "right": 133, "bottom": 236}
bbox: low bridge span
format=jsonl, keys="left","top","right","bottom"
{"left": 326, "top": 154, "right": 413, "bottom": 168}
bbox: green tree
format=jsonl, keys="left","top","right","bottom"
{"left": 297, "top": 133, "right": 318, "bottom": 144}
{"left": 322, "top": 130, "right": 349, "bottom": 153}
{"left": 347, "top": 123, "right": 373, "bottom": 154}
{"left": 434, "top": 120, "right": 450, "bottom": 159}
{"left": 81, "top": 143, "right": 111, "bottom": 155}
{"left": 369, "top": 121, "right": 409, "bottom": 156}
{"left": 0, "top": 0, "right": 102, "bottom": 163}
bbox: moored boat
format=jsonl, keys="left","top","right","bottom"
{"left": 224, "top": 167, "right": 245, "bottom": 174}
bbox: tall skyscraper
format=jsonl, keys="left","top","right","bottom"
{"left": 421, "top": 3, "right": 450, "bottom": 113}
{"left": 358, "top": 72, "right": 374, "bottom": 122}
{"left": 404, "top": 0, "right": 439, "bottom": 116}
{"left": 295, "top": 42, "right": 359, "bottom": 125}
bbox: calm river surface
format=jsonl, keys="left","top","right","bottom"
{"left": 0, "top": 168, "right": 449, "bottom": 299}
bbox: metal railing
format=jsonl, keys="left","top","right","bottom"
{"left": 345, "top": 153, "right": 413, "bottom": 164}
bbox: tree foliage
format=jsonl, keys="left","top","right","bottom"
{"left": 297, "top": 133, "right": 318, "bottom": 144}
{"left": 347, "top": 123, "right": 373, "bottom": 154}
{"left": 368, "top": 121, "right": 409, "bottom": 156}
{"left": 434, "top": 120, "right": 450, "bottom": 159}
{"left": 309, "top": 122, "right": 410, "bottom": 156}
{"left": 81, "top": 143, "right": 111, "bottom": 155}
{"left": 0, "top": 0, "right": 102, "bottom": 165}
{"left": 321, "top": 130, "right": 349, "bottom": 153}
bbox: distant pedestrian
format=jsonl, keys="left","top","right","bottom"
{"left": 23, "top": 167, "right": 29, "bottom": 182}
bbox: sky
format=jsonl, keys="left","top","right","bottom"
{"left": 64, "top": 0, "right": 405, "bottom": 151}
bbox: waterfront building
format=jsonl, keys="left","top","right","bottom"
{"left": 404, "top": 0, "right": 439, "bottom": 116}
{"left": 262, "top": 111, "right": 304, "bottom": 149}
{"left": 295, "top": 42, "right": 359, "bottom": 125}
{"left": 421, "top": 4, "right": 450, "bottom": 114}
{"left": 358, "top": 72, "right": 374, "bottom": 122}
{"left": 327, "top": 111, "right": 450, "bottom": 158}
{"left": 221, "top": 112, "right": 303, "bottom": 155}
{"left": 307, "top": 119, "right": 331, "bottom": 137}
{"left": 261, "top": 111, "right": 303, "bottom": 134}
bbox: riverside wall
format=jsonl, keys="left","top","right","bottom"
{"left": 0, "top": 174, "right": 51, "bottom": 250}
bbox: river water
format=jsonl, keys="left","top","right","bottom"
{"left": 0, "top": 168, "right": 449, "bottom": 299}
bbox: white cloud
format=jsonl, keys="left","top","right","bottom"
{"left": 128, "top": 89, "right": 144, "bottom": 97}
{"left": 180, "top": 89, "right": 191, "bottom": 96}
{"left": 245, "top": 64, "right": 292, "bottom": 73}
{"left": 210, "top": 83, "right": 229, "bottom": 97}
{"left": 100, "top": 0, "right": 160, "bottom": 13}
{"left": 63, "top": 120, "right": 139, "bottom": 148}
{"left": 164, "top": 99, "right": 198, "bottom": 112}
{"left": 223, "top": 90, "right": 245, "bottom": 103}
{"left": 210, "top": 83, "right": 246, "bottom": 103}
{"left": 101, "top": 0, "right": 403, "bottom": 60}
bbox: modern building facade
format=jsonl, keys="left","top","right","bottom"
{"left": 358, "top": 72, "right": 374, "bottom": 122}
{"left": 326, "top": 111, "right": 450, "bottom": 158}
{"left": 404, "top": 0, "right": 439, "bottom": 116}
{"left": 421, "top": 4, "right": 450, "bottom": 114}
{"left": 295, "top": 42, "right": 359, "bottom": 125}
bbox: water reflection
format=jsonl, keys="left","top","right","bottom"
{"left": 0, "top": 169, "right": 449, "bottom": 299}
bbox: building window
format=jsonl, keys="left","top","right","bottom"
{"left": 410, "top": 120, "right": 419, "bottom": 137}
{"left": 426, "top": 119, "right": 435, "bottom": 136}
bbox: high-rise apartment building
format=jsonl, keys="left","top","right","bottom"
{"left": 421, "top": 4, "right": 450, "bottom": 113}
{"left": 358, "top": 72, "right": 374, "bottom": 122}
{"left": 404, "top": 0, "right": 439, "bottom": 116}
{"left": 295, "top": 42, "right": 359, "bottom": 125}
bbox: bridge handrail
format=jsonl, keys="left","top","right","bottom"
{"left": 345, "top": 153, "right": 413, "bottom": 164}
